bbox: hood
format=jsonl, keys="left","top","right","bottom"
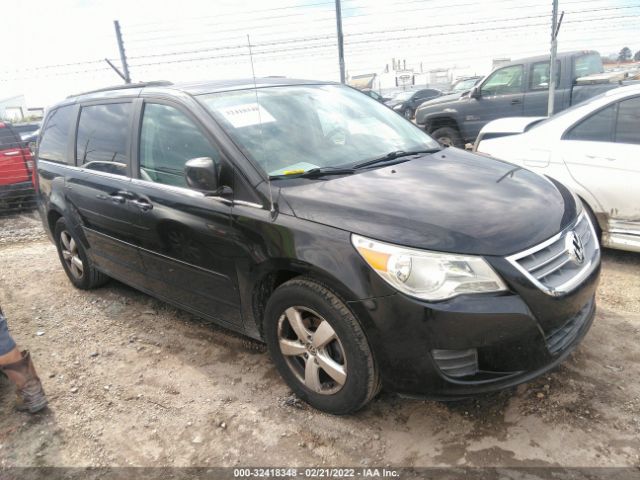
{"left": 414, "top": 93, "right": 467, "bottom": 123}
{"left": 280, "top": 148, "right": 577, "bottom": 256}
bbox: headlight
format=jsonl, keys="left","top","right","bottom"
{"left": 392, "top": 104, "right": 403, "bottom": 111}
{"left": 352, "top": 234, "right": 507, "bottom": 301}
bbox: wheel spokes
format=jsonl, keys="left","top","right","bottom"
{"left": 304, "top": 357, "right": 323, "bottom": 392}
{"left": 279, "top": 338, "right": 306, "bottom": 357}
{"left": 316, "top": 352, "right": 347, "bottom": 386}
{"left": 71, "top": 256, "right": 84, "bottom": 273}
{"left": 285, "top": 307, "right": 310, "bottom": 341}
{"left": 60, "top": 231, "right": 71, "bottom": 250}
{"left": 311, "top": 320, "right": 337, "bottom": 349}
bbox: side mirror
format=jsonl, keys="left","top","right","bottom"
{"left": 470, "top": 86, "right": 481, "bottom": 99}
{"left": 184, "top": 157, "right": 220, "bottom": 194}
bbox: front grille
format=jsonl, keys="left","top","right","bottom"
{"left": 545, "top": 300, "right": 592, "bottom": 355}
{"left": 507, "top": 213, "right": 599, "bottom": 296}
{"left": 432, "top": 348, "right": 478, "bottom": 378}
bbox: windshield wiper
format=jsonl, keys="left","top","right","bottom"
{"left": 269, "top": 167, "right": 355, "bottom": 180}
{"left": 352, "top": 149, "right": 441, "bottom": 169}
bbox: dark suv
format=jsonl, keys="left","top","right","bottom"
{"left": 36, "top": 79, "right": 600, "bottom": 414}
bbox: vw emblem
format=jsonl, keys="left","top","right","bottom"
{"left": 565, "top": 231, "right": 585, "bottom": 265}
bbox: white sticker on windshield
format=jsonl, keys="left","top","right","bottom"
{"left": 218, "top": 103, "right": 276, "bottom": 128}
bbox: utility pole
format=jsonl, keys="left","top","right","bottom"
{"left": 335, "top": 0, "right": 346, "bottom": 84}
{"left": 548, "top": 0, "right": 563, "bottom": 116}
{"left": 113, "top": 20, "right": 131, "bottom": 84}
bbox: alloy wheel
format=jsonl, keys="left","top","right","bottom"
{"left": 277, "top": 306, "right": 347, "bottom": 395}
{"left": 60, "top": 230, "right": 84, "bottom": 279}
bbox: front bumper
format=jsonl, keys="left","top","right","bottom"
{"left": 348, "top": 255, "right": 600, "bottom": 398}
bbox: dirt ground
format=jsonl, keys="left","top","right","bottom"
{"left": 0, "top": 212, "right": 639, "bottom": 469}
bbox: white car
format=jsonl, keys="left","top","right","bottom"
{"left": 476, "top": 84, "right": 640, "bottom": 253}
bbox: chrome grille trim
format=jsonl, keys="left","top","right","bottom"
{"left": 506, "top": 212, "right": 600, "bottom": 296}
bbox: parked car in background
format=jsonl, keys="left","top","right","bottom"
{"left": 37, "top": 79, "right": 599, "bottom": 414}
{"left": 476, "top": 84, "right": 640, "bottom": 253}
{"left": 448, "top": 76, "right": 483, "bottom": 94}
{"left": 0, "top": 122, "right": 35, "bottom": 211}
{"left": 385, "top": 88, "right": 442, "bottom": 119}
{"left": 415, "top": 50, "right": 638, "bottom": 147}
{"left": 361, "top": 88, "right": 389, "bottom": 103}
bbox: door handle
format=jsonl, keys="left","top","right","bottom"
{"left": 511, "top": 98, "right": 521, "bottom": 105}
{"left": 109, "top": 194, "right": 126, "bottom": 204}
{"left": 131, "top": 198, "right": 153, "bottom": 212}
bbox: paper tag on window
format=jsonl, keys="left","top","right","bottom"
{"left": 218, "top": 103, "right": 275, "bottom": 128}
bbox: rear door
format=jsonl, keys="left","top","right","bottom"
{"left": 126, "top": 99, "right": 242, "bottom": 327}
{"left": 462, "top": 64, "right": 525, "bottom": 140}
{"left": 561, "top": 96, "right": 640, "bottom": 245}
{"left": 64, "top": 100, "right": 146, "bottom": 283}
{"left": 0, "top": 124, "right": 31, "bottom": 188}
{"left": 523, "top": 60, "right": 564, "bottom": 116}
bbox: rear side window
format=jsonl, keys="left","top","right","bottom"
{"left": 38, "top": 105, "right": 74, "bottom": 163}
{"left": 614, "top": 97, "right": 640, "bottom": 145}
{"left": 139, "top": 103, "right": 221, "bottom": 188}
{"left": 529, "top": 61, "right": 560, "bottom": 90}
{"left": 565, "top": 104, "right": 615, "bottom": 142}
{"left": 0, "top": 126, "right": 20, "bottom": 150}
{"left": 76, "top": 103, "right": 131, "bottom": 176}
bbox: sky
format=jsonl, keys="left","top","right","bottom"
{"left": 1, "top": 0, "right": 639, "bottom": 108}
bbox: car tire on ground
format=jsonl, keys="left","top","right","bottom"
{"left": 264, "top": 277, "right": 380, "bottom": 414}
{"left": 431, "top": 126, "right": 464, "bottom": 148}
{"left": 54, "top": 217, "right": 109, "bottom": 290}
{"left": 403, "top": 108, "right": 413, "bottom": 119}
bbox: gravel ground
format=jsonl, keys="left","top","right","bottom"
{"left": 0, "top": 213, "right": 639, "bottom": 469}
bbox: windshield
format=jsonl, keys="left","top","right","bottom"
{"left": 452, "top": 78, "right": 477, "bottom": 92}
{"left": 200, "top": 84, "right": 439, "bottom": 176}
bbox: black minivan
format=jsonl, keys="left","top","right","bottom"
{"left": 35, "top": 79, "right": 600, "bottom": 414}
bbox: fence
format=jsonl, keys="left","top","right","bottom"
{"left": 0, "top": 0, "right": 639, "bottom": 216}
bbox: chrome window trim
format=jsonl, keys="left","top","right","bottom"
{"left": 38, "top": 159, "right": 129, "bottom": 181}
{"left": 506, "top": 212, "right": 601, "bottom": 297}
{"left": 130, "top": 178, "right": 264, "bottom": 209}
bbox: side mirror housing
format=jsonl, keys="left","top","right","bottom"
{"left": 470, "top": 86, "right": 481, "bottom": 99}
{"left": 184, "top": 157, "right": 220, "bottom": 194}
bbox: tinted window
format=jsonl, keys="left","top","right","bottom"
{"left": 38, "top": 105, "right": 74, "bottom": 163}
{"left": 615, "top": 97, "right": 640, "bottom": 145}
{"left": 529, "top": 61, "right": 560, "bottom": 90}
{"left": 481, "top": 65, "right": 523, "bottom": 95}
{"left": 76, "top": 103, "right": 131, "bottom": 175}
{"left": 573, "top": 54, "right": 603, "bottom": 80}
{"left": 140, "top": 103, "right": 221, "bottom": 187}
{"left": 0, "top": 126, "right": 20, "bottom": 149}
{"left": 566, "top": 104, "right": 615, "bottom": 142}
{"left": 415, "top": 89, "right": 439, "bottom": 100}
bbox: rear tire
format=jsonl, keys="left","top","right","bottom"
{"left": 264, "top": 277, "right": 380, "bottom": 414}
{"left": 54, "top": 218, "right": 109, "bottom": 290}
{"left": 431, "top": 126, "right": 464, "bottom": 148}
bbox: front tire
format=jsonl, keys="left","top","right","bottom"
{"left": 54, "top": 218, "right": 109, "bottom": 290}
{"left": 403, "top": 108, "right": 413, "bottom": 119}
{"left": 264, "top": 277, "right": 380, "bottom": 414}
{"left": 431, "top": 126, "right": 464, "bottom": 148}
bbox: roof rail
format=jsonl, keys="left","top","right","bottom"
{"left": 68, "top": 81, "right": 173, "bottom": 98}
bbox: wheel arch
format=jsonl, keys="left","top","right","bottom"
{"left": 247, "top": 258, "right": 369, "bottom": 339}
